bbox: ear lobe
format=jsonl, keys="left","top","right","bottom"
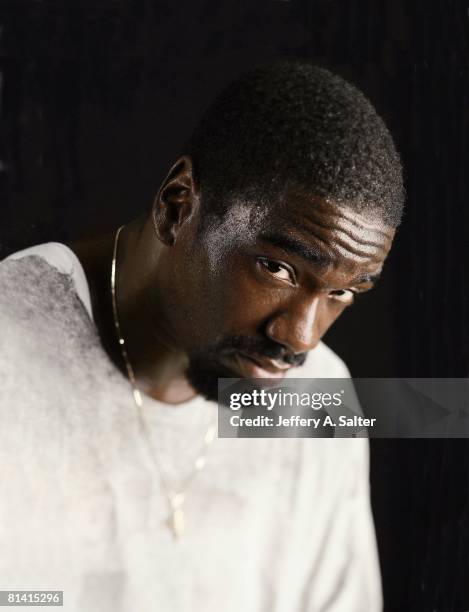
{"left": 152, "top": 156, "right": 198, "bottom": 246}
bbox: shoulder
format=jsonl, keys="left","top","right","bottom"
{"left": 1, "top": 243, "right": 92, "bottom": 318}
{"left": 0, "top": 246, "right": 77, "bottom": 328}
{"left": 0, "top": 245, "right": 94, "bottom": 371}
{"left": 293, "top": 341, "right": 351, "bottom": 378}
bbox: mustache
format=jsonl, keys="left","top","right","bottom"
{"left": 216, "top": 335, "right": 307, "bottom": 367}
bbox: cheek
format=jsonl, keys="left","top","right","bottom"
{"left": 168, "top": 258, "right": 264, "bottom": 344}
{"left": 223, "top": 280, "right": 272, "bottom": 330}
{"left": 316, "top": 300, "right": 349, "bottom": 337}
{"left": 207, "top": 261, "right": 281, "bottom": 333}
{"left": 204, "top": 261, "right": 351, "bottom": 338}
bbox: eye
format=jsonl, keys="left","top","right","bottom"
{"left": 257, "top": 257, "right": 296, "bottom": 284}
{"left": 328, "top": 289, "right": 356, "bottom": 304}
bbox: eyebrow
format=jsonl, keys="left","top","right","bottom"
{"left": 350, "top": 272, "right": 381, "bottom": 286}
{"left": 258, "top": 231, "right": 381, "bottom": 287}
{"left": 259, "top": 231, "right": 333, "bottom": 268}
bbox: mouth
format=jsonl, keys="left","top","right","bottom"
{"left": 223, "top": 351, "right": 292, "bottom": 379}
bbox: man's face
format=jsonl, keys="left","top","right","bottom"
{"left": 161, "top": 188, "right": 395, "bottom": 400}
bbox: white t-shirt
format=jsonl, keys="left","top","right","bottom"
{"left": 0, "top": 243, "right": 382, "bottom": 612}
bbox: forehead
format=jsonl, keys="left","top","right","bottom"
{"left": 212, "top": 191, "right": 395, "bottom": 275}
{"left": 269, "top": 192, "right": 395, "bottom": 273}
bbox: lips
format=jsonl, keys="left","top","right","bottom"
{"left": 225, "top": 351, "right": 291, "bottom": 379}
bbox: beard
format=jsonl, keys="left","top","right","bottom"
{"left": 185, "top": 335, "right": 306, "bottom": 402}
{"left": 185, "top": 351, "right": 238, "bottom": 402}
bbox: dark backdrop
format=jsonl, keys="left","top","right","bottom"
{"left": 1, "top": 1, "right": 468, "bottom": 610}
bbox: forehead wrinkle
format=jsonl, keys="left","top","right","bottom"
{"left": 335, "top": 206, "right": 395, "bottom": 238}
{"left": 294, "top": 216, "right": 392, "bottom": 249}
{"left": 286, "top": 191, "right": 395, "bottom": 239}
{"left": 332, "top": 245, "right": 384, "bottom": 264}
{"left": 259, "top": 231, "right": 334, "bottom": 268}
{"left": 268, "top": 196, "right": 393, "bottom": 279}
{"left": 285, "top": 219, "right": 388, "bottom": 264}
{"left": 266, "top": 223, "right": 388, "bottom": 279}
{"left": 285, "top": 203, "right": 393, "bottom": 257}
{"left": 325, "top": 234, "right": 388, "bottom": 260}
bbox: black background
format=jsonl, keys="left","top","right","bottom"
{"left": 1, "top": 1, "right": 468, "bottom": 610}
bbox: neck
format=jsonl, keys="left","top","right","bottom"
{"left": 68, "top": 218, "right": 197, "bottom": 405}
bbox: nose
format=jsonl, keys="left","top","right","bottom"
{"left": 265, "top": 296, "right": 321, "bottom": 355}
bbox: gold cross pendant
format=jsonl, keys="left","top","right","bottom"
{"left": 169, "top": 493, "right": 185, "bottom": 539}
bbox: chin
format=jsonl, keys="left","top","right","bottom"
{"left": 185, "top": 354, "right": 282, "bottom": 404}
{"left": 185, "top": 356, "right": 238, "bottom": 403}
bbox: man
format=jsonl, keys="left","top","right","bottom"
{"left": 0, "top": 61, "right": 403, "bottom": 610}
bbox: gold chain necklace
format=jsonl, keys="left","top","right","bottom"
{"left": 110, "top": 225, "right": 217, "bottom": 539}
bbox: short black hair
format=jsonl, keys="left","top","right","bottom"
{"left": 185, "top": 60, "right": 404, "bottom": 227}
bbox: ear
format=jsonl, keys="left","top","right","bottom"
{"left": 152, "top": 155, "right": 199, "bottom": 246}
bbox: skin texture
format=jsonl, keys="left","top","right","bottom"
{"left": 70, "top": 156, "right": 395, "bottom": 405}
